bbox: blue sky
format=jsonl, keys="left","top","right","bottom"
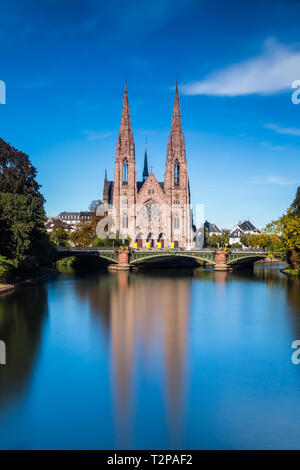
{"left": 0, "top": 0, "right": 299, "bottom": 229}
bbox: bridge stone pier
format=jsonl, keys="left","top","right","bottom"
{"left": 108, "top": 250, "right": 131, "bottom": 271}
{"left": 215, "top": 251, "right": 228, "bottom": 271}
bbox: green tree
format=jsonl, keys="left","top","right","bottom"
{"left": 264, "top": 210, "right": 300, "bottom": 271}
{"left": 207, "top": 230, "right": 229, "bottom": 248}
{"left": 240, "top": 233, "right": 252, "bottom": 247}
{"left": 291, "top": 186, "right": 300, "bottom": 216}
{"left": 69, "top": 221, "right": 96, "bottom": 247}
{"left": 0, "top": 139, "right": 51, "bottom": 273}
{"left": 208, "top": 234, "right": 220, "bottom": 247}
{"left": 0, "top": 138, "right": 43, "bottom": 199}
{"left": 204, "top": 227, "right": 210, "bottom": 247}
{"left": 50, "top": 225, "right": 69, "bottom": 247}
{"left": 0, "top": 256, "right": 13, "bottom": 283}
{"left": 220, "top": 229, "right": 229, "bottom": 247}
{"left": 0, "top": 192, "right": 50, "bottom": 269}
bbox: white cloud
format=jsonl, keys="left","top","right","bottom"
{"left": 265, "top": 123, "right": 300, "bottom": 137}
{"left": 252, "top": 175, "right": 294, "bottom": 185}
{"left": 182, "top": 38, "right": 300, "bottom": 96}
{"left": 259, "top": 140, "right": 286, "bottom": 151}
{"left": 83, "top": 130, "right": 114, "bottom": 140}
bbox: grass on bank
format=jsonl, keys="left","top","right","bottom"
{"left": 285, "top": 268, "right": 300, "bottom": 276}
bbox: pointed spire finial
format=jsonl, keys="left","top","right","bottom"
{"left": 165, "top": 81, "right": 186, "bottom": 164}
{"left": 170, "top": 80, "right": 183, "bottom": 136}
{"left": 103, "top": 168, "right": 109, "bottom": 204}
{"left": 118, "top": 80, "right": 134, "bottom": 153}
{"left": 121, "top": 80, "right": 130, "bottom": 127}
{"left": 143, "top": 139, "right": 149, "bottom": 182}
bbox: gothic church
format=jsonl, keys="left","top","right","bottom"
{"left": 103, "top": 82, "right": 193, "bottom": 249}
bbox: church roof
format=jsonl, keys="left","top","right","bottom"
{"left": 137, "top": 181, "right": 144, "bottom": 192}
{"left": 137, "top": 180, "right": 164, "bottom": 193}
{"left": 103, "top": 180, "right": 114, "bottom": 204}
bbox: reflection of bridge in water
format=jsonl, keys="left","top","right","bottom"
{"left": 57, "top": 247, "right": 268, "bottom": 271}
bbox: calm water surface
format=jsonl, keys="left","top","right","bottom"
{"left": 0, "top": 266, "right": 300, "bottom": 449}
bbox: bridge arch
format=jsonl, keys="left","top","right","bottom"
{"left": 227, "top": 252, "right": 267, "bottom": 266}
{"left": 129, "top": 250, "right": 216, "bottom": 266}
{"left": 55, "top": 249, "right": 119, "bottom": 264}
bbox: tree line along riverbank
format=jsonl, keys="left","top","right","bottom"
{"left": 0, "top": 137, "right": 299, "bottom": 285}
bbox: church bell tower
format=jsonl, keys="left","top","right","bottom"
{"left": 112, "top": 81, "right": 137, "bottom": 237}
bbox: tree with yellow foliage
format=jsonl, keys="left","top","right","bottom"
{"left": 264, "top": 210, "right": 300, "bottom": 271}
{"left": 69, "top": 220, "right": 97, "bottom": 247}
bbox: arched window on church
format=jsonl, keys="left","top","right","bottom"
{"left": 122, "top": 212, "right": 128, "bottom": 229}
{"left": 174, "top": 212, "right": 180, "bottom": 229}
{"left": 174, "top": 159, "right": 179, "bottom": 186}
{"left": 122, "top": 158, "right": 128, "bottom": 185}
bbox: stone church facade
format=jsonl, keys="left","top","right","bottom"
{"left": 102, "top": 82, "right": 193, "bottom": 249}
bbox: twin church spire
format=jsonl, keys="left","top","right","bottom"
{"left": 117, "top": 80, "right": 135, "bottom": 161}
{"left": 167, "top": 81, "right": 186, "bottom": 162}
{"left": 105, "top": 81, "right": 191, "bottom": 248}
{"left": 143, "top": 141, "right": 149, "bottom": 182}
{"left": 170, "top": 81, "right": 183, "bottom": 138}
{"left": 117, "top": 80, "right": 185, "bottom": 179}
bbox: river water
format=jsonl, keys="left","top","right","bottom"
{"left": 0, "top": 266, "right": 299, "bottom": 449}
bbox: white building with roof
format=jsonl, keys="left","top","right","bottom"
{"left": 229, "top": 220, "right": 260, "bottom": 246}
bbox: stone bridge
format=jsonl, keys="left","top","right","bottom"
{"left": 56, "top": 247, "right": 268, "bottom": 271}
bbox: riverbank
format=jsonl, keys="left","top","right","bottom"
{"left": 255, "top": 257, "right": 283, "bottom": 265}
{"left": 0, "top": 269, "right": 59, "bottom": 295}
{"left": 281, "top": 268, "right": 300, "bottom": 277}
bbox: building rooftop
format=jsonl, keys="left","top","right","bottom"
{"left": 204, "top": 221, "right": 222, "bottom": 233}
{"left": 239, "top": 220, "right": 259, "bottom": 232}
{"left": 229, "top": 220, "right": 260, "bottom": 237}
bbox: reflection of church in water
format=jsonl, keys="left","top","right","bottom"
{"left": 103, "top": 82, "right": 193, "bottom": 249}
{"left": 74, "top": 271, "right": 193, "bottom": 436}
{"left": 108, "top": 271, "right": 191, "bottom": 431}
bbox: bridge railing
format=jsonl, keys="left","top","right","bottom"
{"left": 56, "top": 246, "right": 268, "bottom": 254}
{"left": 229, "top": 248, "right": 267, "bottom": 253}
{"left": 57, "top": 247, "right": 115, "bottom": 251}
